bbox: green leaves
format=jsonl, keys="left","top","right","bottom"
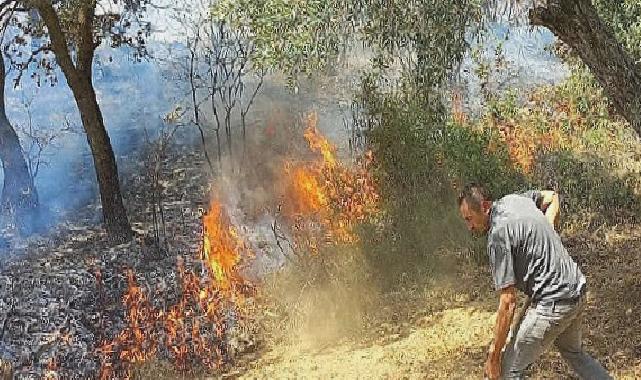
{"left": 213, "top": 0, "right": 352, "bottom": 81}
{"left": 594, "top": 0, "right": 641, "bottom": 61}
{"left": 213, "top": 0, "right": 481, "bottom": 88}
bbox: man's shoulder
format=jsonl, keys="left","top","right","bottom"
{"left": 495, "top": 192, "right": 543, "bottom": 217}
{"left": 488, "top": 222, "right": 509, "bottom": 244}
{"left": 490, "top": 208, "right": 542, "bottom": 242}
{"left": 499, "top": 191, "right": 540, "bottom": 202}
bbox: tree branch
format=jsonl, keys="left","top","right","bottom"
{"left": 30, "top": 0, "right": 79, "bottom": 83}
{"left": 9, "top": 45, "right": 52, "bottom": 87}
{"left": 529, "top": 0, "right": 641, "bottom": 136}
{"left": 528, "top": 5, "right": 552, "bottom": 27}
{"left": 0, "top": 0, "right": 16, "bottom": 13}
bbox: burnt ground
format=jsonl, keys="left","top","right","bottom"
{"left": 0, "top": 141, "right": 218, "bottom": 379}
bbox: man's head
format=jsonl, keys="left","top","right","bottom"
{"left": 458, "top": 183, "right": 493, "bottom": 236}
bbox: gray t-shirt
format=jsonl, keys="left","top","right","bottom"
{"left": 487, "top": 191, "right": 586, "bottom": 302}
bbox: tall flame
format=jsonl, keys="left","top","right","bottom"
{"left": 202, "top": 202, "right": 244, "bottom": 290}
{"left": 286, "top": 165, "right": 328, "bottom": 214}
{"left": 99, "top": 111, "right": 378, "bottom": 377}
{"left": 99, "top": 202, "right": 249, "bottom": 378}
{"left": 303, "top": 113, "right": 336, "bottom": 168}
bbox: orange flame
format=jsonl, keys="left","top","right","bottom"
{"left": 283, "top": 112, "right": 379, "bottom": 248}
{"left": 202, "top": 202, "right": 244, "bottom": 291}
{"left": 99, "top": 203, "right": 250, "bottom": 378}
{"left": 303, "top": 113, "right": 336, "bottom": 167}
{"left": 99, "top": 111, "right": 378, "bottom": 377}
{"left": 286, "top": 165, "right": 327, "bottom": 214}
{"left": 98, "top": 270, "right": 159, "bottom": 379}
{"left": 48, "top": 357, "right": 56, "bottom": 369}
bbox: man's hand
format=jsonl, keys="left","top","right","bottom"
{"left": 539, "top": 190, "right": 560, "bottom": 229}
{"left": 484, "top": 354, "right": 501, "bottom": 380}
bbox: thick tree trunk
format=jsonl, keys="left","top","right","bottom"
{"left": 68, "top": 74, "right": 133, "bottom": 242}
{"left": 34, "top": 0, "right": 133, "bottom": 242}
{"left": 0, "top": 57, "right": 41, "bottom": 235}
{"left": 529, "top": 0, "right": 641, "bottom": 136}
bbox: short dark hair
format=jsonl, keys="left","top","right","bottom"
{"left": 457, "top": 183, "right": 492, "bottom": 211}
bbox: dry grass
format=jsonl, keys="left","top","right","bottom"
{"left": 227, "top": 226, "right": 640, "bottom": 379}
{"left": 131, "top": 221, "right": 641, "bottom": 379}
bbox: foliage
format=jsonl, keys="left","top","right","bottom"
{"left": 208, "top": 0, "right": 498, "bottom": 271}
{"left": 213, "top": 0, "right": 481, "bottom": 87}
{"left": 3, "top": 0, "right": 152, "bottom": 87}
{"left": 532, "top": 150, "right": 641, "bottom": 229}
{"left": 213, "top": 0, "right": 641, "bottom": 90}
{"left": 212, "top": 0, "right": 354, "bottom": 80}
{"left": 468, "top": 54, "right": 641, "bottom": 228}
{"left": 215, "top": 0, "right": 641, "bottom": 265}
{"left": 352, "top": 78, "right": 525, "bottom": 272}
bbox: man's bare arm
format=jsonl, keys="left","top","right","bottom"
{"left": 488, "top": 286, "right": 517, "bottom": 362}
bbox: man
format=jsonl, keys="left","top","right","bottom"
{"left": 457, "top": 183, "right": 610, "bottom": 380}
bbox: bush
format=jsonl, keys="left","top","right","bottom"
{"left": 470, "top": 63, "right": 641, "bottom": 230}
{"left": 437, "top": 121, "right": 526, "bottom": 199}
{"left": 350, "top": 39, "right": 641, "bottom": 282}
{"left": 355, "top": 84, "right": 528, "bottom": 279}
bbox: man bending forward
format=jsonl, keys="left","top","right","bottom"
{"left": 457, "top": 184, "right": 610, "bottom": 380}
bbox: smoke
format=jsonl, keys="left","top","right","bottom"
{"left": 205, "top": 108, "right": 309, "bottom": 280}
{"left": 197, "top": 106, "right": 382, "bottom": 349}
{"left": 459, "top": 22, "right": 569, "bottom": 114}
{"left": 0, "top": 41, "right": 195, "bottom": 232}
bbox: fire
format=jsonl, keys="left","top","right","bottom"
{"left": 44, "top": 356, "right": 58, "bottom": 379}
{"left": 98, "top": 270, "right": 159, "bottom": 378}
{"left": 283, "top": 113, "right": 379, "bottom": 247}
{"left": 98, "top": 112, "right": 378, "bottom": 377}
{"left": 303, "top": 113, "right": 336, "bottom": 167}
{"left": 286, "top": 165, "right": 328, "bottom": 213}
{"left": 99, "top": 202, "right": 250, "bottom": 378}
{"left": 202, "top": 202, "right": 245, "bottom": 290}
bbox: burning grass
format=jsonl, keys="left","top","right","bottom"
{"left": 97, "top": 113, "right": 381, "bottom": 378}
{"left": 98, "top": 202, "right": 253, "bottom": 379}
{"left": 281, "top": 113, "right": 380, "bottom": 250}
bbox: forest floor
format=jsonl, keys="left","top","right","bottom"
{"left": 1, "top": 72, "right": 640, "bottom": 378}
{"left": 222, "top": 223, "right": 641, "bottom": 380}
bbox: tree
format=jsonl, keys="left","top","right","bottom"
{"left": 217, "top": 0, "right": 641, "bottom": 138}
{"left": 29, "top": 0, "right": 135, "bottom": 241}
{"left": 163, "top": 0, "right": 263, "bottom": 170}
{"left": 5, "top": 0, "right": 153, "bottom": 242}
{"left": 527, "top": 0, "right": 641, "bottom": 137}
{"left": 0, "top": 51, "right": 41, "bottom": 234}
{"left": 0, "top": 2, "right": 44, "bottom": 235}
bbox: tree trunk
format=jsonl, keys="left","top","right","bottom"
{"left": 529, "top": 0, "right": 641, "bottom": 136}
{"left": 69, "top": 74, "right": 133, "bottom": 242}
{"left": 0, "top": 56, "right": 42, "bottom": 235}
{"left": 34, "top": 1, "right": 133, "bottom": 242}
